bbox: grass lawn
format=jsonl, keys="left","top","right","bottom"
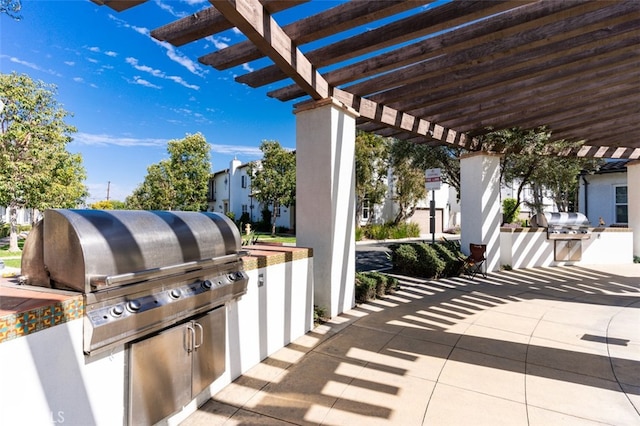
{"left": 1, "top": 239, "right": 24, "bottom": 265}
{"left": 2, "top": 258, "right": 21, "bottom": 268}
{"left": 244, "top": 233, "right": 296, "bottom": 245}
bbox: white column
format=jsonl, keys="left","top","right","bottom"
{"left": 295, "top": 98, "right": 357, "bottom": 318}
{"left": 627, "top": 160, "right": 640, "bottom": 258}
{"left": 460, "top": 152, "right": 502, "bottom": 271}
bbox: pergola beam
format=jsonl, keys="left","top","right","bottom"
{"left": 201, "top": 0, "right": 433, "bottom": 70}
{"left": 236, "top": 0, "right": 523, "bottom": 88}
{"left": 269, "top": 0, "right": 592, "bottom": 102}
{"left": 152, "top": 0, "right": 307, "bottom": 47}
{"left": 209, "top": 0, "right": 477, "bottom": 150}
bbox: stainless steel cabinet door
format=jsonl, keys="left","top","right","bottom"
{"left": 192, "top": 307, "right": 226, "bottom": 396}
{"left": 129, "top": 323, "right": 192, "bottom": 426}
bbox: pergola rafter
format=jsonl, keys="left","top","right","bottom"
{"left": 92, "top": 0, "right": 640, "bottom": 159}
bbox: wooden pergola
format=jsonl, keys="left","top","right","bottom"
{"left": 94, "top": 0, "right": 639, "bottom": 159}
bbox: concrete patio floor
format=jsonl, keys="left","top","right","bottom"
{"left": 181, "top": 264, "right": 640, "bottom": 425}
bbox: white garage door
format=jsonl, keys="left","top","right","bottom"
{"left": 411, "top": 208, "right": 443, "bottom": 235}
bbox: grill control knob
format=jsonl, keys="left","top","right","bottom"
{"left": 111, "top": 305, "right": 124, "bottom": 317}
{"left": 228, "top": 273, "right": 236, "bottom": 281}
{"left": 202, "top": 280, "right": 212, "bottom": 289}
{"left": 170, "top": 289, "right": 182, "bottom": 299}
{"left": 127, "top": 300, "right": 141, "bottom": 313}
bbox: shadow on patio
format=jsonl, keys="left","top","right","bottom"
{"left": 181, "top": 264, "right": 640, "bottom": 425}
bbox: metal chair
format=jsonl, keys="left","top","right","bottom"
{"left": 463, "top": 243, "right": 487, "bottom": 279}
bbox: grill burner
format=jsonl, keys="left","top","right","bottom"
{"left": 530, "top": 212, "right": 592, "bottom": 240}
{"left": 20, "top": 209, "right": 248, "bottom": 355}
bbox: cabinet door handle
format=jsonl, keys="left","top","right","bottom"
{"left": 193, "top": 322, "right": 204, "bottom": 350}
{"left": 186, "top": 324, "right": 195, "bottom": 353}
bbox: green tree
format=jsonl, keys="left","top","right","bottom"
{"left": 0, "top": 72, "right": 87, "bottom": 251}
{"left": 390, "top": 139, "right": 427, "bottom": 224}
{"left": 1, "top": 0, "right": 21, "bottom": 20}
{"left": 249, "top": 140, "right": 295, "bottom": 236}
{"left": 90, "top": 200, "right": 126, "bottom": 210}
{"left": 126, "top": 133, "right": 211, "bottom": 211}
{"left": 389, "top": 138, "right": 463, "bottom": 201}
{"left": 412, "top": 145, "right": 464, "bottom": 200}
{"left": 355, "top": 131, "right": 389, "bottom": 225}
{"left": 480, "top": 127, "right": 600, "bottom": 220}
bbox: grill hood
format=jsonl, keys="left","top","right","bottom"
{"left": 21, "top": 209, "right": 241, "bottom": 293}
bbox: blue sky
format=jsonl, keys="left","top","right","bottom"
{"left": 1, "top": 0, "right": 305, "bottom": 203}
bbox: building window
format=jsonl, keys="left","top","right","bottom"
{"left": 362, "top": 199, "right": 370, "bottom": 220}
{"left": 274, "top": 203, "right": 281, "bottom": 217}
{"left": 241, "top": 175, "right": 247, "bottom": 188}
{"left": 615, "top": 185, "right": 628, "bottom": 224}
{"left": 242, "top": 204, "right": 248, "bottom": 214}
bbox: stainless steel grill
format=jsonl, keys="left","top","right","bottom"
{"left": 20, "top": 209, "right": 248, "bottom": 356}
{"left": 530, "top": 212, "right": 592, "bottom": 240}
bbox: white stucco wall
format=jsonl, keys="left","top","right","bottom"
{"left": 295, "top": 99, "right": 356, "bottom": 318}
{"left": 460, "top": 152, "right": 502, "bottom": 271}
{"left": 0, "top": 255, "right": 314, "bottom": 426}
{"left": 627, "top": 161, "right": 640, "bottom": 258}
{"left": 0, "top": 319, "right": 127, "bottom": 426}
{"left": 499, "top": 229, "right": 633, "bottom": 269}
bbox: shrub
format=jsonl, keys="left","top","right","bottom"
{"left": 385, "top": 275, "right": 399, "bottom": 293}
{"left": 390, "top": 221, "right": 420, "bottom": 239}
{"left": 414, "top": 243, "right": 446, "bottom": 278}
{"left": 502, "top": 198, "right": 520, "bottom": 224}
{"left": 367, "top": 223, "right": 390, "bottom": 240}
{"left": 239, "top": 212, "right": 251, "bottom": 224}
{"left": 367, "top": 271, "right": 389, "bottom": 297}
{"left": 355, "top": 272, "right": 377, "bottom": 303}
{"left": 354, "top": 272, "right": 400, "bottom": 303}
{"left": 355, "top": 226, "right": 364, "bottom": 241}
{"left": 432, "top": 242, "right": 464, "bottom": 277}
{"left": 0, "top": 223, "right": 31, "bottom": 239}
{"left": 391, "top": 244, "right": 419, "bottom": 275}
{"left": 391, "top": 242, "right": 446, "bottom": 278}
{"left": 0, "top": 223, "right": 8, "bottom": 239}
{"left": 225, "top": 211, "right": 235, "bottom": 221}
{"left": 360, "top": 221, "right": 420, "bottom": 241}
{"left": 314, "top": 305, "right": 328, "bottom": 325}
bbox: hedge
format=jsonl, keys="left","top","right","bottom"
{"left": 391, "top": 241, "right": 464, "bottom": 279}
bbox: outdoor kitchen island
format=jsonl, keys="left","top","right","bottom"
{"left": 0, "top": 210, "right": 314, "bottom": 426}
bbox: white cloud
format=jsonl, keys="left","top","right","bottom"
{"left": 210, "top": 143, "right": 262, "bottom": 157}
{"left": 108, "top": 13, "right": 206, "bottom": 77}
{"left": 153, "top": 0, "right": 189, "bottom": 18}
{"left": 105, "top": 51, "right": 118, "bottom": 57}
{"left": 73, "top": 77, "right": 84, "bottom": 83}
{"left": 242, "top": 63, "right": 254, "bottom": 73}
{"left": 64, "top": 61, "right": 75, "bottom": 66}
{"left": 87, "top": 58, "right": 99, "bottom": 64}
{"left": 158, "top": 40, "right": 206, "bottom": 77}
{"left": 126, "top": 57, "right": 164, "bottom": 77}
{"left": 73, "top": 132, "right": 167, "bottom": 147}
{"left": 126, "top": 57, "right": 200, "bottom": 90}
{"left": 132, "top": 76, "right": 162, "bottom": 89}
{"left": 167, "top": 75, "right": 199, "bottom": 90}
{"left": 206, "top": 35, "right": 229, "bottom": 50}
{"left": 88, "top": 46, "right": 101, "bottom": 53}
{"left": 0, "top": 54, "right": 62, "bottom": 76}
{"left": 182, "top": 0, "right": 207, "bottom": 6}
